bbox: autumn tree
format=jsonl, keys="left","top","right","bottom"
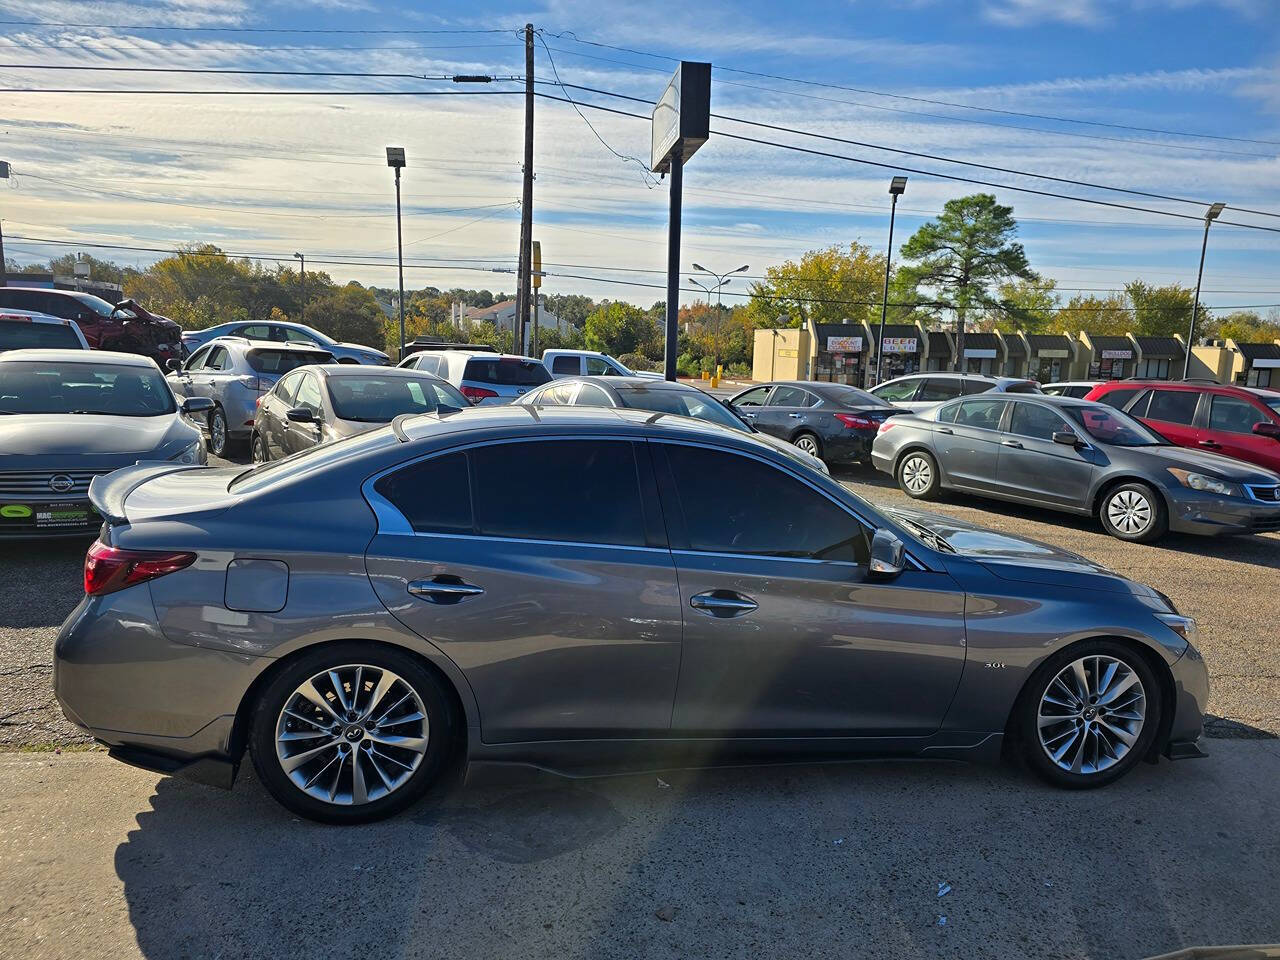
{"left": 744, "top": 242, "right": 885, "bottom": 328}
{"left": 584, "top": 301, "right": 659, "bottom": 356}
{"left": 1125, "top": 281, "right": 1197, "bottom": 337}
{"left": 996, "top": 276, "right": 1058, "bottom": 334}
{"left": 1049, "top": 294, "right": 1130, "bottom": 336}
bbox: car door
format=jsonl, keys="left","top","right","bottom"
{"left": 283, "top": 371, "right": 325, "bottom": 455}
{"left": 260, "top": 370, "right": 303, "bottom": 459}
{"left": 1205, "top": 394, "right": 1279, "bottom": 469}
{"left": 364, "top": 438, "right": 683, "bottom": 741}
{"left": 169, "top": 345, "right": 209, "bottom": 400}
{"left": 933, "top": 397, "right": 1009, "bottom": 491}
{"left": 196, "top": 345, "right": 234, "bottom": 408}
{"left": 993, "top": 401, "right": 1096, "bottom": 509}
{"left": 728, "top": 385, "right": 773, "bottom": 428}
{"left": 754, "top": 385, "right": 817, "bottom": 440}
{"left": 653, "top": 441, "right": 966, "bottom": 735}
{"left": 1131, "top": 387, "right": 1202, "bottom": 449}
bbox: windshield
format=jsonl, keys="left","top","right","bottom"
{"left": 68, "top": 292, "right": 119, "bottom": 318}
{"left": 0, "top": 319, "right": 83, "bottom": 351}
{"left": 615, "top": 387, "right": 751, "bottom": 431}
{"left": 0, "top": 360, "right": 176, "bottom": 416}
{"left": 328, "top": 374, "right": 468, "bottom": 422}
{"left": 1067, "top": 404, "right": 1167, "bottom": 446}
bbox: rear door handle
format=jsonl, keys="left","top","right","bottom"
{"left": 408, "top": 578, "right": 485, "bottom": 604}
{"left": 1002, "top": 439, "right": 1023, "bottom": 449}
{"left": 690, "top": 591, "right": 758, "bottom": 618}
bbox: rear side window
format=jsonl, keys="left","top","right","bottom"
{"left": 373, "top": 452, "right": 473, "bottom": 534}
{"left": 961, "top": 378, "right": 996, "bottom": 395}
{"left": 274, "top": 370, "right": 304, "bottom": 406}
{"left": 1145, "top": 389, "right": 1199, "bottom": 425}
{"left": 206, "top": 347, "right": 230, "bottom": 371}
{"left": 1208, "top": 395, "right": 1266, "bottom": 435}
{"left": 0, "top": 319, "right": 83, "bottom": 351}
{"left": 1098, "top": 387, "right": 1143, "bottom": 411}
{"left": 414, "top": 355, "right": 442, "bottom": 376}
{"left": 466, "top": 357, "right": 551, "bottom": 386}
{"left": 662, "top": 444, "right": 869, "bottom": 563}
{"left": 471, "top": 440, "right": 646, "bottom": 546}
{"left": 551, "top": 355, "right": 580, "bottom": 374}
{"left": 246, "top": 349, "right": 331, "bottom": 374}
{"left": 918, "top": 378, "right": 963, "bottom": 402}
{"left": 767, "top": 386, "right": 816, "bottom": 407}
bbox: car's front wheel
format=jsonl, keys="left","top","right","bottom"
{"left": 1017, "top": 640, "right": 1161, "bottom": 789}
{"left": 248, "top": 643, "right": 459, "bottom": 824}
{"left": 1099, "top": 482, "right": 1167, "bottom": 543}
{"left": 897, "top": 450, "right": 940, "bottom": 500}
{"left": 250, "top": 431, "right": 268, "bottom": 464}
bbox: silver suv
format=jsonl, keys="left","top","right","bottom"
{"left": 166, "top": 337, "right": 333, "bottom": 456}
{"left": 398, "top": 349, "right": 550, "bottom": 404}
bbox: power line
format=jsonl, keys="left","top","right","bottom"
{"left": 0, "top": 62, "right": 523, "bottom": 81}
{"left": 0, "top": 87, "right": 526, "bottom": 97}
{"left": 0, "top": 20, "right": 518, "bottom": 35}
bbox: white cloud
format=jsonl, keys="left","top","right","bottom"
{"left": 978, "top": 0, "right": 1275, "bottom": 27}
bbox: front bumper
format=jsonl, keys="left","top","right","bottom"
{"left": 1166, "top": 488, "right": 1280, "bottom": 536}
{"left": 1164, "top": 639, "right": 1210, "bottom": 758}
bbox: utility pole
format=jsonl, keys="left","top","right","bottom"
{"left": 0, "top": 160, "right": 10, "bottom": 286}
{"left": 293, "top": 252, "right": 306, "bottom": 323}
{"left": 514, "top": 22, "right": 535, "bottom": 356}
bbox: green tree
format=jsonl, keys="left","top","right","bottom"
{"left": 583, "top": 301, "right": 657, "bottom": 355}
{"left": 1050, "top": 294, "right": 1130, "bottom": 336}
{"left": 1125, "top": 281, "right": 1197, "bottom": 337}
{"left": 306, "top": 282, "right": 384, "bottom": 348}
{"left": 1207, "top": 310, "right": 1280, "bottom": 344}
{"left": 996, "top": 276, "right": 1058, "bottom": 333}
{"left": 898, "top": 194, "right": 1035, "bottom": 368}
{"left": 543, "top": 294, "right": 595, "bottom": 329}
{"left": 745, "top": 242, "right": 885, "bottom": 328}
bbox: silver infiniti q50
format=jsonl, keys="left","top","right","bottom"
{"left": 55, "top": 406, "right": 1209, "bottom": 823}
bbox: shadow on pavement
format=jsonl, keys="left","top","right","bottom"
{"left": 0, "top": 538, "right": 91, "bottom": 628}
{"left": 115, "top": 750, "right": 1280, "bottom": 959}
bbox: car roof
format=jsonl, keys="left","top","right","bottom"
{"left": 312, "top": 364, "right": 447, "bottom": 382}
{"left": 1044, "top": 381, "right": 1100, "bottom": 387}
{"left": 0, "top": 309, "right": 69, "bottom": 324}
{"left": 0, "top": 348, "right": 155, "bottom": 366}
{"left": 203, "top": 336, "right": 331, "bottom": 352}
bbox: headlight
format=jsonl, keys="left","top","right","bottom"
{"left": 1167, "top": 468, "right": 1242, "bottom": 498}
{"left": 1155, "top": 612, "right": 1198, "bottom": 643}
{"left": 167, "top": 439, "right": 206, "bottom": 465}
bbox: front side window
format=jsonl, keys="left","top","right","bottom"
{"left": 1209, "top": 395, "right": 1267, "bottom": 435}
{"left": 585, "top": 356, "right": 612, "bottom": 376}
{"left": 471, "top": 440, "right": 646, "bottom": 546}
{"left": 1008, "top": 402, "right": 1068, "bottom": 441}
{"left": 918, "top": 378, "right": 964, "bottom": 402}
{"left": 662, "top": 444, "right": 869, "bottom": 563}
{"left": 732, "top": 386, "right": 772, "bottom": 407}
{"left": 952, "top": 398, "right": 1008, "bottom": 430}
{"left": 294, "top": 373, "right": 322, "bottom": 414}
{"left": 871, "top": 378, "right": 919, "bottom": 403}
{"left": 0, "top": 361, "right": 176, "bottom": 416}
{"left": 1145, "top": 389, "right": 1199, "bottom": 425}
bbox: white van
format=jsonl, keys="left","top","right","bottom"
{"left": 542, "top": 349, "right": 663, "bottom": 380}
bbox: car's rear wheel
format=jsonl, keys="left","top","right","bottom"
{"left": 792, "top": 431, "right": 823, "bottom": 460}
{"left": 250, "top": 432, "right": 268, "bottom": 464}
{"left": 248, "top": 643, "right": 458, "bottom": 824}
{"left": 1018, "top": 640, "right": 1161, "bottom": 789}
{"left": 897, "top": 450, "right": 940, "bottom": 500}
{"left": 1099, "top": 482, "right": 1167, "bottom": 543}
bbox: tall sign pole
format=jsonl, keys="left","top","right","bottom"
{"left": 0, "top": 160, "right": 9, "bottom": 287}
{"left": 514, "top": 22, "right": 536, "bottom": 356}
{"left": 651, "top": 62, "right": 711, "bottom": 382}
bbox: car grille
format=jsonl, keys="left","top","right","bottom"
{"left": 0, "top": 470, "right": 101, "bottom": 500}
{"left": 1246, "top": 484, "right": 1280, "bottom": 503}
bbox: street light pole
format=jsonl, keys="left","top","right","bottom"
{"left": 386, "top": 147, "right": 407, "bottom": 359}
{"left": 0, "top": 160, "right": 10, "bottom": 287}
{"left": 691, "top": 262, "right": 749, "bottom": 375}
{"left": 293, "top": 252, "right": 305, "bottom": 323}
{"left": 876, "top": 176, "right": 908, "bottom": 386}
{"left": 1184, "top": 201, "right": 1225, "bottom": 380}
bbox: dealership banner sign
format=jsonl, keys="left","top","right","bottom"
{"left": 827, "top": 336, "right": 863, "bottom": 353}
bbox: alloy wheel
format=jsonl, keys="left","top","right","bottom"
{"left": 209, "top": 410, "right": 226, "bottom": 456}
{"left": 251, "top": 435, "right": 266, "bottom": 464}
{"left": 1106, "top": 489, "right": 1152, "bottom": 535}
{"left": 794, "top": 435, "right": 820, "bottom": 456}
{"left": 1037, "top": 655, "right": 1146, "bottom": 775}
{"left": 901, "top": 455, "right": 932, "bottom": 494}
{"left": 275, "top": 664, "right": 430, "bottom": 806}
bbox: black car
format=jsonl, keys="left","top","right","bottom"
{"left": 728, "top": 381, "right": 900, "bottom": 466}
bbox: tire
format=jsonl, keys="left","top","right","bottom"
{"left": 1017, "top": 639, "right": 1162, "bottom": 790}
{"left": 248, "top": 642, "right": 459, "bottom": 824}
{"left": 207, "top": 406, "right": 229, "bottom": 459}
{"left": 792, "top": 431, "right": 823, "bottom": 461}
{"left": 1099, "top": 482, "right": 1167, "bottom": 543}
{"left": 250, "top": 431, "right": 268, "bottom": 464}
{"left": 896, "top": 450, "right": 940, "bottom": 500}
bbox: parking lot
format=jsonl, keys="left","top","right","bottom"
{"left": 2, "top": 451, "right": 1278, "bottom": 959}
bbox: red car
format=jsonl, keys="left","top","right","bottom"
{"left": 1085, "top": 380, "right": 1280, "bottom": 473}
{"left": 0, "top": 288, "right": 182, "bottom": 367}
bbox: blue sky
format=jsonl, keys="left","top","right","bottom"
{"left": 1, "top": 0, "right": 1278, "bottom": 314}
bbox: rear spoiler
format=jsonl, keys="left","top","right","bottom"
{"left": 88, "top": 463, "right": 204, "bottom": 525}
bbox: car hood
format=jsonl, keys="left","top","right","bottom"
{"left": 1119, "top": 442, "right": 1280, "bottom": 483}
{"left": 884, "top": 506, "right": 1153, "bottom": 596}
{"left": 0, "top": 414, "right": 196, "bottom": 467}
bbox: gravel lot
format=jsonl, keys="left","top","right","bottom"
{"left": 1, "top": 453, "right": 1277, "bottom": 748}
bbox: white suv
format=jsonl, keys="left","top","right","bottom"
{"left": 399, "top": 349, "right": 551, "bottom": 404}
{"left": 542, "top": 349, "right": 663, "bottom": 380}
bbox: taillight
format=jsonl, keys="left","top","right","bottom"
{"left": 461, "top": 386, "right": 498, "bottom": 403}
{"left": 878, "top": 420, "right": 897, "bottom": 434}
{"left": 84, "top": 540, "right": 196, "bottom": 596}
{"left": 255, "top": 395, "right": 263, "bottom": 409}
{"left": 834, "top": 413, "right": 876, "bottom": 430}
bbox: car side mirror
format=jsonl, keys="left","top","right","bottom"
{"left": 181, "top": 397, "right": 215, "bottom": 414}
{"left": 869, "top": 529, "right": 905, "bottom": 579}
{"left": 166, "top": 358, "right": 183, "bottom": 372}
{"left": 1052, "top": 430, "right": 1081, "bottom": 447}
{"left": 1252, "top": 421, "right": 1280, "bottom": 440}
{"left": 286, "top": 407, "right": 315, "bottom": 423}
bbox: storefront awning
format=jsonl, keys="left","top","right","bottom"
{"left": 1135, "top": 336, "right": 1185, "bottom": 359}
{"left": 928, "top": 331, "right": 951, "bottom": 357}
{"left": 869, "top": 324, "right": 920, "bottom": 354}
{"left": 1237, "top": 342, "right": 1280, "bottom": 368}
{"left": 1025, "top": 334, "right": 1073, "bottom": 358}
{"left": 1087, "top": 334, "right": 1135, "bottom": 360}
{"left": 1001, "top": 334, "right": 1027, "bottom": 358}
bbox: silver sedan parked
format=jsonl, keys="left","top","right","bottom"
{"left": 57, "top": 406, "right": 1208, "bottom": 823}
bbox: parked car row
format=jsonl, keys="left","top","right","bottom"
{"left": 0, "top": 287, "right": 182, "bottom": 368}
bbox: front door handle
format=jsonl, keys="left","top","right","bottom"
{"left": 1198, "top": 440, "right": 1221, "bottom": 449}
{"left": 690, "top": 591, "right": 758, "bottom": 618}
{"left": 937, "top": 427, "right": 953, "bottom": 435}
{"left": 1002, "top": 439, "right": 1023, "bottom": 449}
{"left": 788, "top": 413, "right": 803, "bottom": 419}
{"left": 407, "top": 578, "right": 485, "bottom": 604}
{"left": 739, "top": 411, "right": 756, "bottom": 419}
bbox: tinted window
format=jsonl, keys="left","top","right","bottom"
{"left": 328, "top": 375, "right": 465, "bottom": 421}
{"left": 953, "top": 398, "right": 1007, "bottom": 430}
{"left": 246, "top": 349, "right": 331, "bottom": 374}
{"left": 471, "top": 440, "right": 646, "bottom": 546}
{"left": 1008, "top": 402, "right": 1067, "bottom": 441}
{"left": 0, "top": 361, "right": 176, "bottom": 416}
{"left": 1065, "top": 385, "right": 1092, "bottom": 399}
{"left": 205, "top": 347, "right": 230, "bottom": 371}
{"left": 1098, "top": 387, "right": 1143, "bottom": 411}
{"left": 733, "top": 386, "right": 772, "bottom": 407}
{"left": 961, "top": 378, "right": 997, "bottom": 395}
{"left": 767, "top": 386, "right": 816, "bottom": 407}
{"left": 574, "top": 383, "right": 613, "bottom": 407}
{"left": 1146, "top": 389, "right": 1199, "bottom": 425}
{"left": 274, "top": 370, "right": 304, "bottom": 406}
{"left": 663, "top": 444, "right": 869, "bottom": 563}
{"left": 0, "top": 319, "right": 83, "bottom": 351}
{"left": 585, "top": 356, "right": 612, "bottom": 376}
{"left": 373, "top": 452, "right": 473, "bottom": 534}
{"left": 918, "top": 378, "right": 963, "bottom": 402}
{"left": 0, "top": 290, "right": 45, "bottom": 312}
{"left": 240, "top": 325, "right": 271, "bottom": 340}
{"left": 294, "top": 373, "right": 322, "bottom": 413}
{"left": 1209, "top": 395, "right": 1266, "bottom": 435}
{"left": 551, "top": 355, "right": 580, "bottom": 374}
{"left": 821, "top": 385, "right": 888, "bottom": 408}
{"left": 465, "top": 357, "right": 551, "bottom": 386}
{"left": 871, "top": 378, "right": 919, "bottom": 402}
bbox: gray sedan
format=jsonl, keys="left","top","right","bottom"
{"left": 0, "top": 349, "right": 212, "bottom": 538}
{"left": 57, "top": 406, "right": 1208, "bottom": 823}
{"left": 871, "top": 393, "right": 1280, "bottom": 542}
{"left": 251, "top": 365, "right": 469, "bottom": 462}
